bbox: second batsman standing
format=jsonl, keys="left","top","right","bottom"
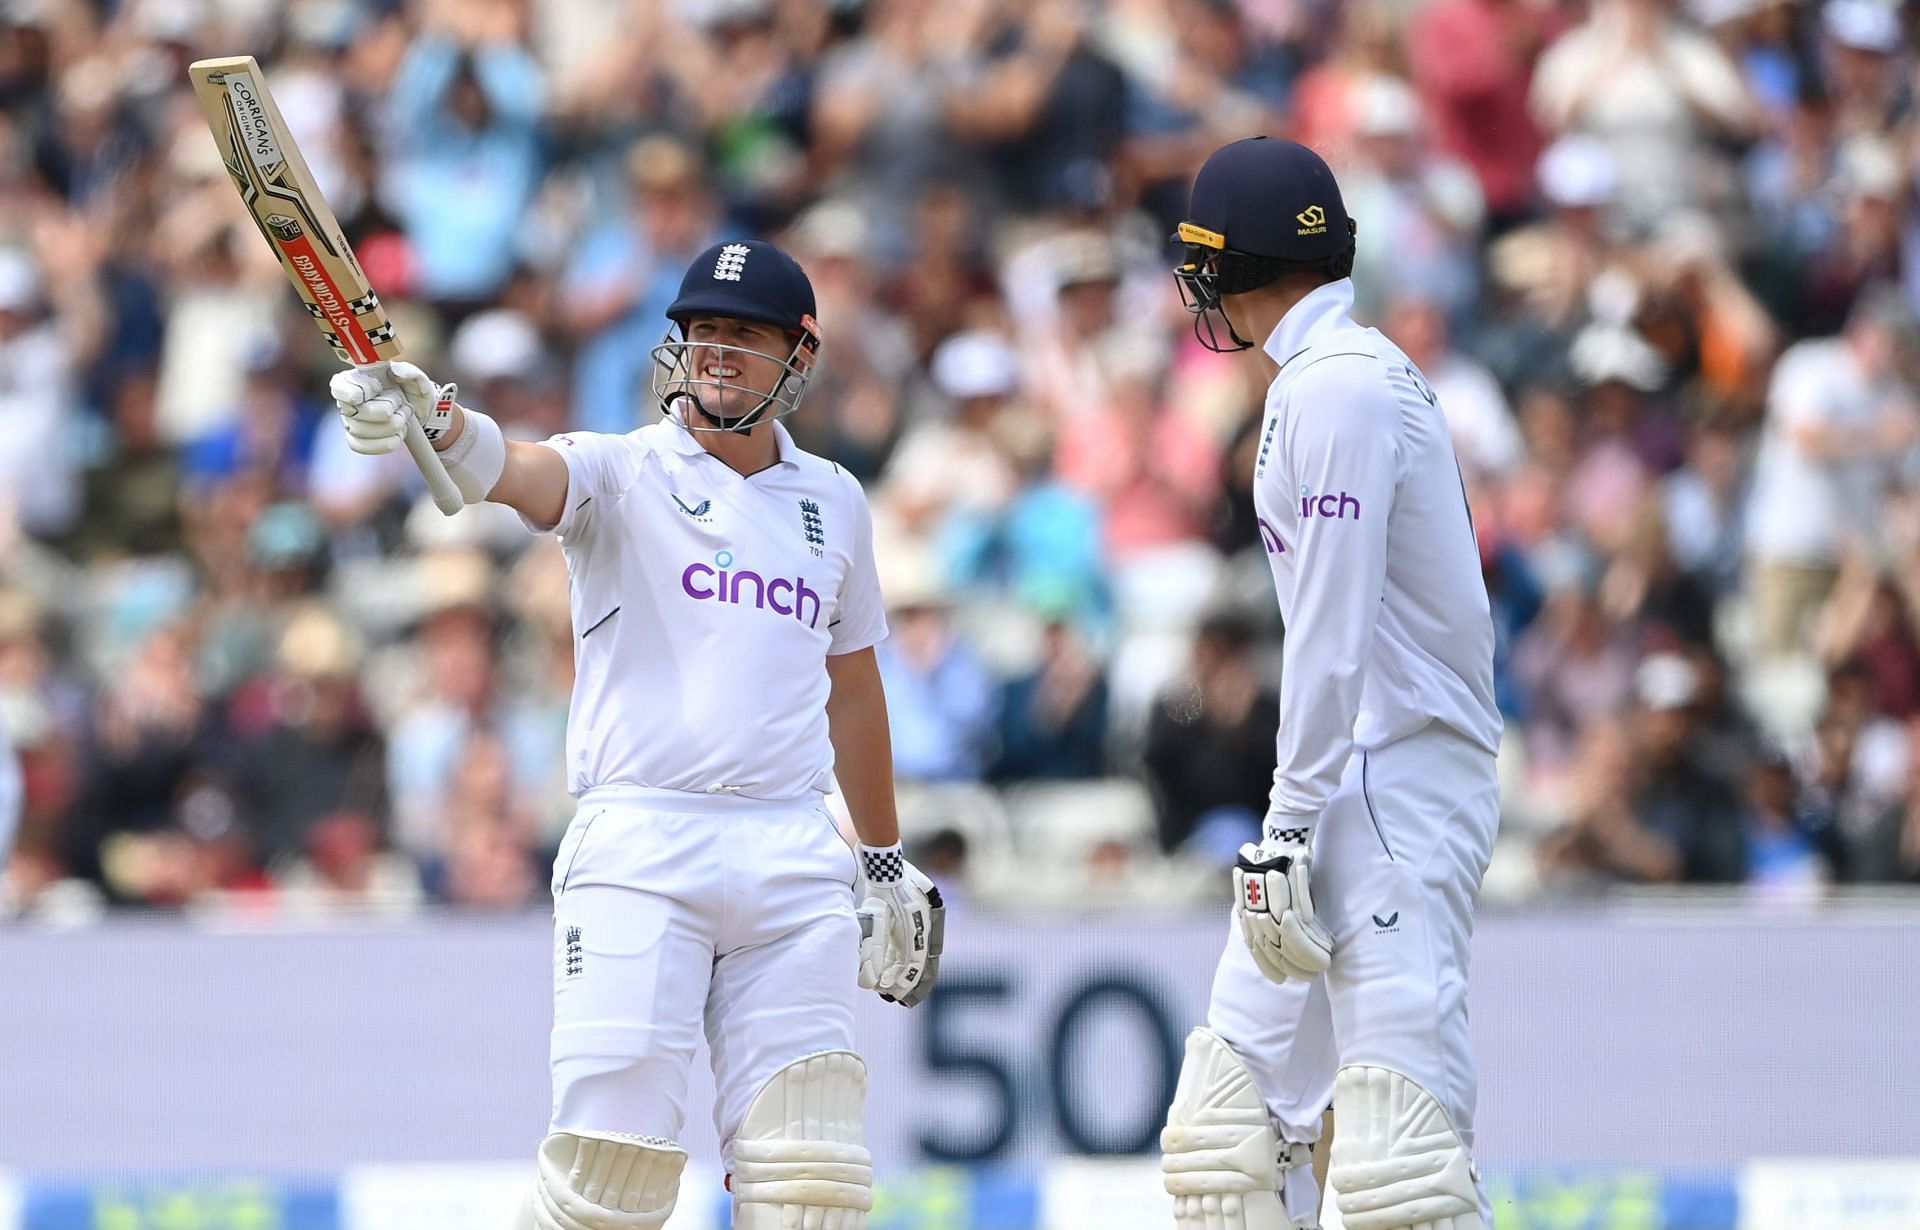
{"left": 331, "top": 239, "right": 942, "bottom": 1230}
{"left": 1159, "top": 138, "right": 1503, "bottom": 1230}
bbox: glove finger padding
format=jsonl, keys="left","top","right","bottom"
{"left": 1233, "top": 842, "right": 1333, "bottom": 985}
{"left": 387, "top": 360, "right": 435, "bottom": 400}
{"left": 855, "top": 896, "right": 904, "bottom": 991}
{"left": 340, "top": 393, "right": 409, "bottom": 455}
{"left": 329, "top": 363, "right": 387, "bottom": 408}
{"left": 1278, "top": 860, "right": 1333, "bottom": 976}
{"left": 852, "top": 860, "right": 944, "bottom": 1009}
{"left": 1236, "top": 904, "right": 1294, "bottom": 984}
{"left": 384, "top": 359, "right": 457, "bottom": 442}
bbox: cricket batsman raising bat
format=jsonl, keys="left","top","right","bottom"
{"left": 335, "top": 207, "right": 938, "bottom": 1227}
{"left": 187, "top": 55, "right": 462, "bottom": 515}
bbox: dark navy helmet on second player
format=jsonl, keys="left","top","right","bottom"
{"left": 651, "top": 239, "right": 824, "bottom": 432}
{"left": 1174, "top": 137, "right": 1357, "bottom": 352}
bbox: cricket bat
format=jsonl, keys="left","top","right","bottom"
{"left": 187, "top": 55, "right": 463, "bottom": 516}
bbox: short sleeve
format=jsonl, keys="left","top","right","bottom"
{"left": 1766, "top": 345, "right": 1835, "bottom": 431}
{"left": 524, "top": 430, "right": 645, "bottom": 540}
{"left": 829, "top": 474, "right": 889, "bottom": 655}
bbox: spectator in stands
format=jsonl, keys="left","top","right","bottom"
{"left": 1409, "top": 0, "right": 1557, "bottom": 229}
{"left": 1541, "top": 653, "right": 1746, "bottom": 884}
{"left": 1486, "top": 135, "right": 1624, "bottom": 342}
{"left": 386, "top": 551, "right": 554, "bottom": 865}
{"left": 561, "top": 136, "right": 723, "bottom": 436}
{"left": 278, "top": 808, "right": 424, "bottom": 918}
{"left": 991, "top": 619, "right": 1108, "bottom": 782}
{"left": 0, "top": 248, "right": 82, "bottom": 539}
{"left": 780, "top": 202, "right": 917, "bottom": 479}
{"left": 1513, "top": 566, "right": 1636, "bottom": 781}
{"left": 72, "top": 624, "right": 208, "bottom": 888}
{"left": 1815, "top": 558, "right": 1920, "bottom": 719}
{"left": 381, "top": 6, "right": 545, "bottom": 306}
{"left": 1381, "top": 294, "right": 1522, "bottom": 479}
{"left": 426, "top": 729, "right": 542, "bottom": 908}
{"left": 1344, "top": 74, "right": 1487, "bottom": 324}
{"left": 1530, "top": 0, "right": 1755, "bottom": 230}
{"left": 1114, "top": 0, "right": 1292, "bottom": 228}
{"left": 1744, "top": 288, "right": 1919, "bottom": 658}
{"left": 0, "top": 716, "right": 18, "bottom": 882}
{"left": 1837, "top": 715, "right": 1920, "bottom": 883}
{"left": 1141, "top": 610, "right": 1278, "bottom": 857}
{"left": 1662, "top": 416, "right": 1748, "bottom": 596}
{"left": 880, "top": 328, "right": 1022, "bottom": 572}
{"left": 227, "top": 605, "right": 386, "bottom": 868}
{"left": 1742, "top": 744, "right": 1827, "bottom": 896}
{"left": 1682, "top": 644, "right": 1763, "bottom": 786}
{"left": 875, "top": 555, "right": 997, "bottom": 782}
{"left": 1626, "top": 653, "right": 1749, "bottom": 882}
{"left": 1819, "top": 0, "right": 1907, "bottom": 137}
{"left": 14, "top": 0, "right": 1920, "bottom": 912}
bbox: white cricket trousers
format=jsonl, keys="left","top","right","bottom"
{"left": 546, "top": 786, "right": 860, "bottom": 1170}
{"left": 1206, "top": 722, "right": 1499, "bottom": 1219}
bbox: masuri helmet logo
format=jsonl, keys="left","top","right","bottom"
{"left": 1296, "top": 205, "right": 1328, "bottom": 235}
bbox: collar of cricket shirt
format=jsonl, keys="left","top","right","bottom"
{"left": 666, "top": 414, "right": 803, "bottom": 472}
{"left": 1261, "top": 278, "right": 1357, "bottom": 373}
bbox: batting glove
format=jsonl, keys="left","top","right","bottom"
{"left": 854, "top": 843, "right": 946, "bottom": 1008}
{"left": 330, "top": 360, "right": 456, "bottom": 455}
{"left": 1233, "top": 831, "right": 1333, "bottom": 984}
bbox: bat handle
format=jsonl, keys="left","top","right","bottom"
{"left": 403, "top": 415, "right": 465, "bottom": 516}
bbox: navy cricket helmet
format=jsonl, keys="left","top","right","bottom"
{"left": 1174, "top": 137, "right": 1358, "bottom": 351}
{"left": 653, "top": 240, "right": 824, "bottom": 432}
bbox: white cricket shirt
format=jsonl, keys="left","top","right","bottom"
{"left": 531, "top": 418, "right": 889, "bottom": 801}
{"left": 1745, "top": 336, "right": 1900, "bottom": 567}
{"left": 1250, "top": 280, "right": 1502, "bottom": 823}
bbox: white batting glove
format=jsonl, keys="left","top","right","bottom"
{"left": 854, "top": 843, "right": 946, "bottom": 1008}
{"left": 1233, "top": 829, "right": 1333, "bottom": 984}
{"left": 329, "top": 360, "right": 457, "bottom": 456}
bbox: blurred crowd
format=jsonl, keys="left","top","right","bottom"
{"left": 5, "top": 0, "right": 1920, "bottom": 918}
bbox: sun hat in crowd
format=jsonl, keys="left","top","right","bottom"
{"left": 1636, "top": 653, "right": 1701, "bottom": 712}
{"left": 1538, "top": 136, "right": 1619, "bottom": 210}
{"left": 931, "top": 330, "right": 1021, "bottom": 402}
{"left": 1824, "top": 0, "right": 1902, "bottom": 52}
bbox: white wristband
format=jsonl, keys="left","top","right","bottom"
{"left": 439, "top": 406, "right": 506, "bottom": 504}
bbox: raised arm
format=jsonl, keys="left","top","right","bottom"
{"left": 430, "top": 400, "right": 572, "bottom": 530}
{"left": 330, "top": 360, "right": 573, "bottom": 529}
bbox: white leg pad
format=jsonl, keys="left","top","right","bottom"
{"left": 1328, "top": 1066, "right": 1484, "bottom": 1230}
{"left": 1161, "top": 1028, "right": 1310, "bottom": 1230}
{"left": 731, "top": 1050, "right": 874, "bottom": 1230}
{"left": 517, "top": 1131, "right": 686, "bottom": 1230}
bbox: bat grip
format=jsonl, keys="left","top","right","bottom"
{"left": 403, "top": 415, "right": 465, "bottom": 516}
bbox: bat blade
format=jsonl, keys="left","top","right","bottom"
{"left": 188, "top": 55, "right": 460, "bottom": 515}
{"left": 187, "top": 56, "right": 395, "bottom": 367}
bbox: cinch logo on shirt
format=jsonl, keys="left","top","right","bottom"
{"left": 681, "top": 550, "right": 821, "bottom": 627}
{"left": 1299, "top": 487, "right": 1361, "bottom": 520}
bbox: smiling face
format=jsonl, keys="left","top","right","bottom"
{"left": 681, "top": 314, "right": 797, "bottom": 422}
